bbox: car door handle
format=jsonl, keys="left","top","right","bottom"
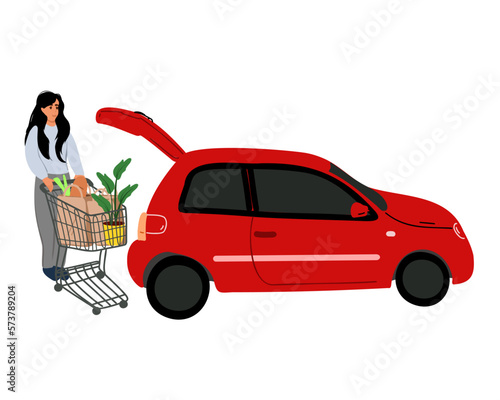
{"left": 254, "top": 231, "right": 277, "bottom": 238}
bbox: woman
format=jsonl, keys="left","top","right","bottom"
{"left": 25, "top": 91, "right": 88, "bottom": 281}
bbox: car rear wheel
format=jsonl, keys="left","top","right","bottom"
{"left": 396, "top": 254, "right": 449, "bottom": 306}
{"left": 146, "top": 259, "right": 210, "bottom": 319}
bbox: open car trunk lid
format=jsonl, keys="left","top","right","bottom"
{"left": 96, "top": 108, "right": 185, "bottom": 162}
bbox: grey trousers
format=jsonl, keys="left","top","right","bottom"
{"left": 35, "top": 173, "right": 70, "bottom": 269}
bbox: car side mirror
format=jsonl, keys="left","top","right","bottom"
{"left": 351, "top": 202, "right": 369, "bottom": 218}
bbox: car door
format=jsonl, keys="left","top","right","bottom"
{"left": 249, "top": 165, "right": 384, "bottom": 286}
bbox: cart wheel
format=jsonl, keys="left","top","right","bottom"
{"left": 96, "top": 271, "right": 105, "bottom": 279}
{"left": 54, "top": 283, "right": 63, "bottom": 292}
{"left": 119, "top": 300, "right": 128, "bottom": 308}
{"left": 92, "top": 307, "right": 101, "bottom": 315}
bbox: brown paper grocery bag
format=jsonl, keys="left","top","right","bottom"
{"left": 85, "top": 188, "right": 123, "bottom": 247}
{"left": 56, "top": 185, "right": 92, "bottom": 248}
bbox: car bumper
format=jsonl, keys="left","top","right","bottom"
{"left": 127, "top": 240, "right": 150, "bottom": 287}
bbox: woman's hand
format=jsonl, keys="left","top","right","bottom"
{"left": 42, "top": 177, "right": 53, "bottom": 192}
{"left": 71, "top": 175, "right": 88, "bottom": 197}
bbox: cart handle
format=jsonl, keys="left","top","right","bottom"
{"left": 39, "top": 178, "right": 96, "bottom": 195}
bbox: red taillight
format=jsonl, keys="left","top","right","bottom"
{"left": 137, "top": 213, "right": 167, "bottom": 241}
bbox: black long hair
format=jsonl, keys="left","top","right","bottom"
{"left": 24, "top": 91, "right": 70, "bottom": 162}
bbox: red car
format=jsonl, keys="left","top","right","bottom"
{"left": 97, "top": 108, "right": 474, "bottom": 319}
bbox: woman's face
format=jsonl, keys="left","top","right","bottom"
{"left": 41, "top": 99, "right": 59, "bottom": 123}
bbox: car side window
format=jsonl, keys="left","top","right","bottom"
{"left": 252, "top": 166, "right": 367, "bottom": 219}
{"left": 180, "top": 166, "right": 249, "bottom": 214}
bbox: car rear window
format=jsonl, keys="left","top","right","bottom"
{"left": 180, "top": 166, "right": 249, "bottom": 214}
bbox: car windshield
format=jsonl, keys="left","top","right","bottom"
{"left": 329, "top": 162, "right": 387, "bottom": 211}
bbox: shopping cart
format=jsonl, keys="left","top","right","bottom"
{"left": 41, "top": 178, "right": 128, "bottom": 315}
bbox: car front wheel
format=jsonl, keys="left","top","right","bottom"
{"left": 396, "top": 254, "right": 449, "bottom": 306}
{"left": 146, "top": 258, "right": 210, "bottom": 319}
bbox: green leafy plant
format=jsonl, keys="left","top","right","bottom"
{"left": 53, "top": 176, "right": 71, "bottom": 196}
{"left": 91, "top": 158, "right": 138, "bottom": 225}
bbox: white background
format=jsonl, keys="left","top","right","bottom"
{"left": 1, "top": 0, "right": 499, "bottom": 399}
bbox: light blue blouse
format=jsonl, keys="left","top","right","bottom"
{"left": 25, "top": 124, "right": 84, "bottom": 180}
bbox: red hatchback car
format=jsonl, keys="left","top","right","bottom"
{"left": 97, "top": 108, "right": 474, "bottom": 319}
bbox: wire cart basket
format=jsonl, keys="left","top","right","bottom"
{"left": 41, "top": 178, "right": 128, "bottom": 315}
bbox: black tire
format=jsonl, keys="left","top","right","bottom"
{"left": 146, "top": 258, "right": 210, "bottom": 320}
{"left": 396, "top": 253, "right": 450, "bottom": 306}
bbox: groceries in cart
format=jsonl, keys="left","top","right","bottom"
{"left": 45, "top": 158, "right": 138, "bottom": 250}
